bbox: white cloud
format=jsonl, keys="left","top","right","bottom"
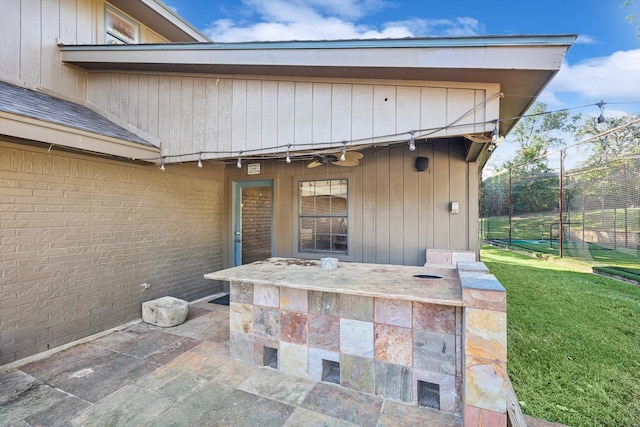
{"left": 204, "top": 0, "right": 482, "bottom": 41}
{"left": 207, "top": 17, "right": 411, "bottom": 41}
{"left": 545, "top": 49, "right": 640, "bottom": 102}
{"left": 384, "top": 17, "right": 483, "bottom": 37}
{"left": 163, "top": 2, "right": 178, "bottom": 14}
{"left": 574, "top": 34, "right": 596, "bottom": 44}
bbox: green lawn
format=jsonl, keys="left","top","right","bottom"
{"left": 481, "top": 246, "right": 640, "bottom": 426}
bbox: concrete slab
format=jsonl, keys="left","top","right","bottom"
{"left": 0, "top": 381, "right": 89, "bottom": 426}
{"left": 284, "top": 407, "right": 359, "bottom": 426}
{"left": 64, "top": 384, "right": 175, "bottom": 426}
{"left": 147, "top": 380, "right": 235, "bottom": 426}
{"left": 0, "top": 295, "right": 465, "bottom": 426}
{"left": 378, "top": 400, "right": 461, "bottom": 427}
{"left": 92, "top": 326, "right": 185, "bottom": 359}
{"left": 301, "top": 382, "right": 383, "bottom": 427}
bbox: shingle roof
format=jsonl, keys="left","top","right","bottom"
{"left": 0, "top": 81, "right": 155, "bottom": 147}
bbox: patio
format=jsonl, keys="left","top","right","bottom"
{"left": 0, "top": 296, "right": 461, "bottom": 426}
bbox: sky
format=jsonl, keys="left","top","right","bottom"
{"left": 164, "top": 0, "right": 640, "bottom": 165}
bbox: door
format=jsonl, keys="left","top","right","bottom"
{"left": 232, "top": 180, "right": 274, "bottom": 266}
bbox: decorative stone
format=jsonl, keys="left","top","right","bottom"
{"left": 340, "top": 319, "right": 374, "bottom": 358}
{"left": 451, "top": 251, "right": 476, "bottom": 264}
{"left": 229, "top": 331, "right": 254, "bottom": 362}
{"left": 254, "top": 284, "right": 279, "bottom": 307}
{"left": 464, "top": 357, "right": 508, "bottom": 413}
{"left": 230, "top": 281, "right": 254, "bottom": 304}
{"left": 340, "top": 294, "right": 373, "bottom": 322}
{"left": 280, "top": 287, "right": 308, "bottom": 312}
{"left": 465, "top": 404, "right": 507, "bottom": 427}
{"left": 425, "top": 249, "right": 452, "bottom": 264}
{"left": 280, "top": 311, "right": 308, "bottom": 344}
{"left": 308, "top": 314, "right": 340, "bottom": 352}
{"left": 375, "top": 298, "right": 412, "bottom": 327}
{"left": 413, "top": 368, "right": 457, "bottom": 414}
{"left": 309, "top": 347, "right": 340, "bottom": 381}
{"left": 280, "top": 342, "right": 308, "bottom": 377}
{"left": 253, "top": 306, "right": 280, "bottom": 339}
{"left": 230, "top": 302, "right": 253, "bottom": 334}
{"left": 465, "top": 308, "right": 507, "bottom": 362}
{"left": 308, "top": 291, "right": 339, "bottom": 316}
{"left": 375, "top": 361, "right": 412, "bottom": 402}
{"left": 340, "top": 354, "right": 375, "bottom": 394}
{"left": 374, "top": 324, "right": 412, "bottom": 366}
{"left": 413, "top": 302, "right": 456, "bottom": 334}
{"left": 142, "top": 297, "right": 188, "bottom": 327}
{"left": 413, "top": 330, "right": 456, "bottom": 375}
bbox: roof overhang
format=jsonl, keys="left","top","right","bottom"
{"left": 107, "top": 0, "right": 210, "bottom": 42}
{"left": 61, "top": 35, "right": 575, "bottom": 165}
{"left": 0, "top": 111, "right": 161, "bottom": 160}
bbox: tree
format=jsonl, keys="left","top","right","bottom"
{"left": 575, "top": 113, "right": 640, "bottom": 164}
{"left": 623, "top": 0, "right": 640, "bottom": 38}
{"left": 571, "top": 114, "right": 640, "bottom": 213}
{"left": 496, "top": 103, "right": 579, "bottom": 214}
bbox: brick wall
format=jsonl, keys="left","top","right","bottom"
{"left": 0, "top": 142, "right": 225, "bottom": 365}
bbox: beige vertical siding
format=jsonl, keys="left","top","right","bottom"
{"left": 86, "top": 73, "right": 499, "bottom": 160}
{"left": 0, "top": 141, "right": 225, "bottom": 365}
{"left": 224, "top": 139, "right": 477, "bottom": 267}
{"left": 0, "top": 0, "right": 170, "bottom": 102}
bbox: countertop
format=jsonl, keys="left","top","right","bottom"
{"left": 204, "top": 258, "right": 462, "bottom": 306}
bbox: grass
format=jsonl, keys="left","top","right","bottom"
{"left": 481, "top": 245, "right": 640, "bottom": 426}
{"left": 593, "top": 266, "right": 640, "bottom": 282}
{"left": 488, "top": 239, "right": 640, "bottom": 269}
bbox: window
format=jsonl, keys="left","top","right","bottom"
{"left": 105, "top": 4, "right": 140, "bottom": 44}
{"left": 299, "top": 179, "right": 348, "bottom": 253}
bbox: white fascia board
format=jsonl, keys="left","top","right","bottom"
{"left": 0, "top": 112, "right": 161, "bottom": 161}
{"left": 62, "top": 44, "right": 568, "bottom": 72}
{"left": 140, "top": 0, "right": 210, "bottom": 42}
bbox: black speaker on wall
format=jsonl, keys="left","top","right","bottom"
{"left": 415, "top": 157, "right": 429, "bottom": 172}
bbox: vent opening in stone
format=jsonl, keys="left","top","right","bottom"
{"left": 263, "top": 346, "right": 278, "bottom": 369}
{"left": 322, "top": 360, "right": 340, "bottom": 384}
{"left": 417, "top": 380, "right": 440, "bottom": 410}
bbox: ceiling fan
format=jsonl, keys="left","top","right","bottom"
{"left": 307, "top": 151, "right": 364, "bottom": 168}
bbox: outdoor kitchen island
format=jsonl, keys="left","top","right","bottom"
{"left": 204, "top": 256, "right": 508, "bottom": 426}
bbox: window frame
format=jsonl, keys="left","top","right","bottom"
{"left": 296, "top": 177, "right": 350, "bottom": 257}
{"left": 104, "top": 4, "right": 140, "bottom": 45}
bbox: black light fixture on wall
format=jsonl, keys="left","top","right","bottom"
{"left": 415, "top": 156, "right": 429, "bottom": 172}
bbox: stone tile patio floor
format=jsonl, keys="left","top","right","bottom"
{"left": 0, "top": 296, "right": 461, "bottom": 427}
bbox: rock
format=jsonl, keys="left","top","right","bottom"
{"left": 142, "top": 296, "right": 189, "bottom": 327}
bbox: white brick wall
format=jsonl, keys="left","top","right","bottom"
{"left": 0, "top": 142, "right": 225, "bottom": 365}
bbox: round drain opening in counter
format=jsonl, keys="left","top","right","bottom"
{"left": 413, "top": 274, "right": 444, "bottom": 279}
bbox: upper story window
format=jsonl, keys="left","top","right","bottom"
{"left": 299, "top": 179, "right": 348, "bottom": 254}
{"left": 105, "top": 4, "right": 140, "bottom": 44}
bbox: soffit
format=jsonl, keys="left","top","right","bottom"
{"left": 107, "top": 0, "right": 209, "bottom": 42}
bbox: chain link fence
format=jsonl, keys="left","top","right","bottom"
{"left": 481, "top": 121, "right": 640, "bottom": 274}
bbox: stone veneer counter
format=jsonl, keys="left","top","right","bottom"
{"left": 204, "top": 258, "right": 462, "bottom": 306}
{"left": 205, "top": 256, "right": 507, "bottom": 426}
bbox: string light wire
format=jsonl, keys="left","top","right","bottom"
{"left": 144, "top": 100, "right": 637, "bottom": 166}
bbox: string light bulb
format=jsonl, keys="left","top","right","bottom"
{"left": 236, "top": 152, "right": 242, "bottom": 169}
{"left": 197, "top": 152, "right": 203, "bottom": 168}
{"left": 491, "top": 121, "right": 499, "bottom": 143}
{"left": 286, "top": 145, "right": 291, "bottom": 163}
{"left": 408, "top": 130, "right": 416, "bottom": 151}
{"left": 596, "top": 100, "right": 606, "bottom": 124}
{"left": 160, "top": 157, "right": 165, "bottom": 171}
{"left": 340, "top": 141, "right": 347, "bottom": 162}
